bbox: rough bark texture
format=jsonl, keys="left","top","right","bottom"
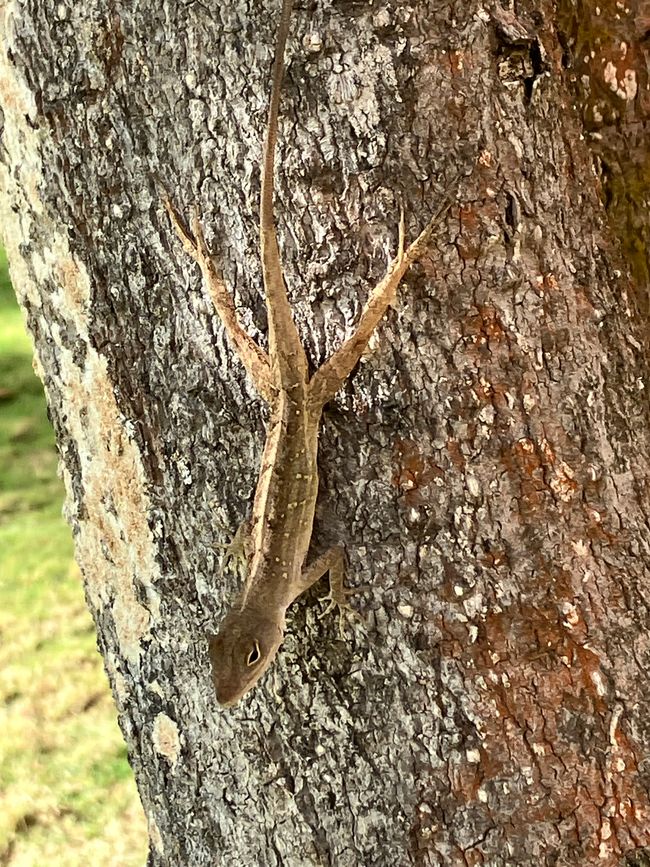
{"left": 2, "top": 0, "right": 650, "bottom": 865}
{"left": 555, "top": 0, "right": 650, "bottom": 317}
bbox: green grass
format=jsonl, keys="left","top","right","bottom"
{"left": 0, "top": 248, "right": 146, "bottom": 866}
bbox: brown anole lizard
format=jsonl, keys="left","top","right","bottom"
{"left": 164, "top": 0, "right": 455, "bottom": 706}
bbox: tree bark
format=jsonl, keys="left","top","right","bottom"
{"left": 2, "top": 0, "right": 650, "bottom": 865}
{"left": 556, "top": 0, "right": 650, "bottom": 317}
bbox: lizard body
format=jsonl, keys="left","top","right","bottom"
{"left": 164, "top": 0, "right": 454, "bottom": 706}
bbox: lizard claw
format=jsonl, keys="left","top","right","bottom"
{"left": 215, "top": 542, "right": 246, "bottom": 577}
{"left": 213, "top": 521, "right": 250, "bottom": 580}
{"left": 318, "top": 584, "right": 365, "bottom": 639}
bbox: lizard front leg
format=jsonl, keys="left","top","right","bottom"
{"left": 290, "top": 546, "right": 357, "bottom": 638}
{"left": 213, "top": 518, "right": 252, "bottom": 583}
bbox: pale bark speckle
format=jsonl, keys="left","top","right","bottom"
{"left": 152, "top": 713, "right": 182, "bottom": 765}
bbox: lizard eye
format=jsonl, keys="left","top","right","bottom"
{"left": 246, "top": 640, "right": 261, "bottom": 667}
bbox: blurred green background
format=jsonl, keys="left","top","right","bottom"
{"left": 0, "top": 248, "right": 146, "bottom": 865}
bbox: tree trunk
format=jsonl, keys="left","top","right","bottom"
{"left": 2, "top": 0, "right": 650, "bottom": 864}
{"left": 556, "top": 0, "right": 650, "bottom": 318}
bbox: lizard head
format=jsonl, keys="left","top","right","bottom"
{"left": 207, "top": 607, "right": 285, "bottom": 707}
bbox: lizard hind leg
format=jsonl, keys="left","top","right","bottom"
{"left": 161, "top": 193, "right": 275, "bottom": 403}
{"left": 308, "top": 187, "right": 457, "bottom": 410}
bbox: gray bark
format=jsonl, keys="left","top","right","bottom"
{"left": 2, "top": 0, "right": 650, "bottom": 865}
{"left": 556, "top": 0, "right": 650, "bottom": 315}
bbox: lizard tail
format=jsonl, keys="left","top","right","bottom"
{"left": 260, "top": 0, "right": 294, "bottom": 233}
{"left": 259, "top": 0, "right": 307, "bottom": 384}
